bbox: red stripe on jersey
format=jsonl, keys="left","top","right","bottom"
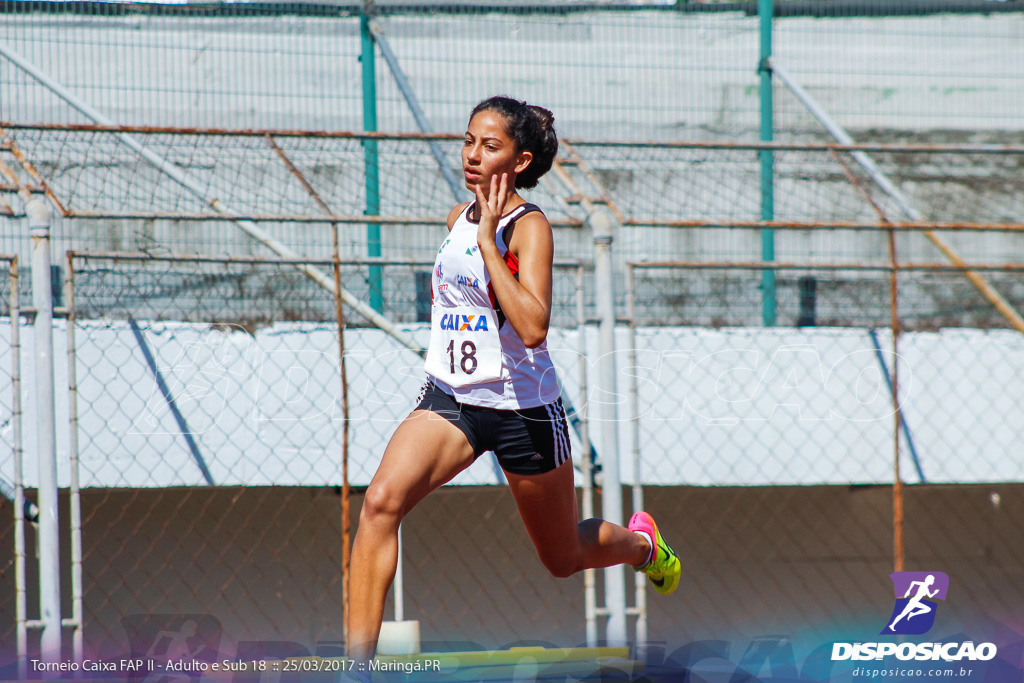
{"left": 488, "top": 249, "right": 520, "bottom": 314}
{"left": 504, "top": 249, "right": 519, "bottom": 277}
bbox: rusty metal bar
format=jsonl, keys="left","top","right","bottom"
{"left": 264, "top": 134, "right": 333, "bottom": 217}
{"left": 332, "top": 250, "right": 352, "bottom": 648}
{"left": 66, "top": 250, "right": 585, "bottom": 270}
{"left": 0, "top": 121, "right": 461, "bottom": 142}
{"left": 64, "top": 250, "right": 420, "bottom": 266}
{"left": 916, "top": 238, "right": 1024, "bottom": 333}
{"left": 560, "top": 141, "right": 626, "bottom": 225}
{"left": 0, "top": 156, "right": 27, "bottom": 197}
{"left": 885, "top": 208, "right": 905, "bottom": 574}
{"left": 265, "top": 132, "right": 354, "bottom": 645}
{"left": 829, "top": 148, "right": 889, "bottom": 222}
{"left": 63, "top": 210, "right": 442, "bottom": 224}
{"left": 621, "top": 219, "right": 1024, "bottom": 233}
{"left": 829, "top": 148, "right": 911, "bottom": 573}
{"left": 627, "top": 260, "right": 1024, "bottom": 272}
{"left": 852, "top": 153, "right": 907, "bottom": 573}
{"left": 571, "top": 139, "right": 1024, "bottom": 154}
{"left": 39, "top": 211, "right": 1024, "bottom": 234}
{"left": 59, "top": 209, "right": 584, "bottom": 228}
{"left": 889, "top": 234, "right": 904, "bottom": 574}
{"left": 6, "top": 121, "right": 1024, "bottom": 154}
{"left": 0, "top": 129, "right": 68, "bottom": 215}
{"left": 0, "top": 183, "right": 43, "bottom": 193}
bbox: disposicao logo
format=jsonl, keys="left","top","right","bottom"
{"left": 882, "top": 571, "right": 948, "bottom": 635}
{"left": 831, "top": 572, "right": 997, "bottom": 663}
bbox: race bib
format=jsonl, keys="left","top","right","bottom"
{"left": 424, "top": 304, "right": 503, "bottom": 387}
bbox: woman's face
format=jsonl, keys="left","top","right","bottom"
{"left": 462, "top": 110, "right": 532, "bottom": 194}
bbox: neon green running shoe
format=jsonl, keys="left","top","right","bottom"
{"left": 629, "top": 511, "right": 681, "bottom": 595}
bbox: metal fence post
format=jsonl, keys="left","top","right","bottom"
{"left": 759, "top": 0, "right": 776, "bottom": 327}
{"left": 590, "top": 207, "right": 626, "bottom": 645}
{"left": 28, "top": 196, "right": 61, "bottom": 662}
{"left": 577, "top": 265, "right": 598, "bottom": 648}
{"left": 625, "top": 265, "right": 647, "bottom": 654}
{"left": 361, "top": 0, "right": 383, "bottom": 313}
{"left": 65, "top": 253, "right": 84, "bottom": 665}
{"left": 9, "top": 255, "right": 28, "bottom": 680}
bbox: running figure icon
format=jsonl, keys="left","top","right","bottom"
{"left": 882, "top": 571, "right": 949, "bottom": 635}
{"left": 889, "top": 574, "right": 939, "bottom": 631}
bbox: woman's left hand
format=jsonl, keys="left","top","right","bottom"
{"left": 475, "top": 172, "right": 510, "bottom": 251}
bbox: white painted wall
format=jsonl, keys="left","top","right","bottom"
{"left": 3, "top": 319, "right": 1021, "bottom": 488}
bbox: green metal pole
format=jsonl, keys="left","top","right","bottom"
{"left": 758, "top": 0, "right": 776, "bottom": 327}
{"left": 361, "top": 4, "right": 383, "bottom": 313}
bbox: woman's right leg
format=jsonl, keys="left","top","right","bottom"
{"left": 347, "top": 409, "right": 476, "bottom": 664}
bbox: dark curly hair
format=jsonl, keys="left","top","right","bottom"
{"left": 470, "top": 96, "right": 558, "bottom": 190}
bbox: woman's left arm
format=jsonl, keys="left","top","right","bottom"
{"left": 480, "top": 212, "right": 553, "bottom": 349}
{"left": 476, "top": 174, "right": 552, "bottom": 349}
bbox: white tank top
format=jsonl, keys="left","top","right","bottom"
{"left": 425, "top": 202, "right": 560, "bottom": 409}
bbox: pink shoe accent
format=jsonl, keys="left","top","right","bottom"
{"left": 629, "top": 511, "right": 659, "bottom": 567}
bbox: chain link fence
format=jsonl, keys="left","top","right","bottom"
{"left": 2, "top": 125, "right": 1024, "bottom": 672}
{"left": 3, "top": 1, "right": 1024, "bottom": 671}
{"left": 51, "top": 253, "right": 592, "bottom": 659}
{"left": 626, "top": 261, "right": 1024, "bottom": 642}
{"left": 3, "top": 124, "right": 1024, "bottom": 270}
{"left": 3, "top": 2, "right": 1022, "bottom": 138}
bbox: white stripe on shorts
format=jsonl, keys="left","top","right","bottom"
{"left": 543, "top": 403, "right": 561, "bottom": 467}
{"left": 545, "top": 401, "right": 569, "bottom": 468}
{"left": 554, "top": 400, "right": 571, "bottom": 467}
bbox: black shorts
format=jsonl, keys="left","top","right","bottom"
{"left": 413, "top": 381, "right": 572, "bottom": 476}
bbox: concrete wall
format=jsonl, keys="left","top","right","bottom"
{"left": 2, "top": 482, "right": 1022, "bottom": 670}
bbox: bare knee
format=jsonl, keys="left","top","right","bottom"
{"left": 539, "top": 553, "right": 582, "bottom": 579}
{"left": 360, "top": 480, "right": 407, "bottom": 531}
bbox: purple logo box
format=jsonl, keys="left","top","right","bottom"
{"left": 890, "top": 571, "right": 949, "bottom": 601}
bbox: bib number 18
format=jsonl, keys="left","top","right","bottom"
{"left": 447, "top": 340, "right": 478, "bottom": 375}
{"left": 425, "top": 304, "right": 501, "bottom": 387}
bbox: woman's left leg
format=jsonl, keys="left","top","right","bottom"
{"left": 504, "top": 459, "right": 650, "bottom": 578}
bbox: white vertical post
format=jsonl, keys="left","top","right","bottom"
{"left": 590, "top": 208, "right": 626, "bottom": 645}
{"left": 11, "top": 255, "right": 28, "bottom": 679}
{"left": 394, "top": 525, "right": 404, "bottom": 622}
{"left": 28, "top": 196, "right": 61, "bottom": 662}
{"left": 66, "top": 255, "right": 84, "bottom": 666}
{"left": 577, "top": 266, "right": 598, "bottom": 648}
{"left": 625, "top": 265, "right": 647, "bottom": 654}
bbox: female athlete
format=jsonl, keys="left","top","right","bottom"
{"left": 346, "top": 96, "right": 681, "bottom": 664}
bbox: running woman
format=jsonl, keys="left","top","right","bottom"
{"left": 346, "top": 96, "right": 681, "bottom": 664}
